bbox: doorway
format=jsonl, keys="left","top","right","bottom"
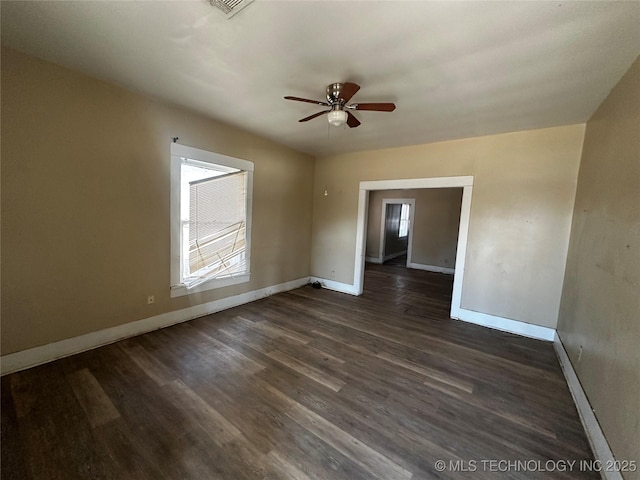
{"left": 379, "top": 198, "right": 415, "bottom": 266}
{"left": 353, "top": 176, "right": 473, "bottom": 320}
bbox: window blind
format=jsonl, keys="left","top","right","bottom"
{"left": 185, "top": 170, "right": 247, "bottom": 286}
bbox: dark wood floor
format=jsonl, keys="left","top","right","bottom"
{"left": 1, "top": 264, "right": 597, "bottom": 479}
{"left": 383, "top": 253, "right": 408, "bottom": 266}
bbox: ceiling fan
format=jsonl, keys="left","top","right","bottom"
{"left": 284, "top": 82, "right": 396, "bottom": 128}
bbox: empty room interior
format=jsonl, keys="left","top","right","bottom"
{"left": 1, "top": 1, "right": 638, "bottom": 479}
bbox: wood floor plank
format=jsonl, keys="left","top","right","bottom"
{"left": 164, "top": 378, "right": 367, "bottom": 480}
{"left": 67, "top": 368, "right": 120, "bottom": 428}
{"left": 256, "top": 364, "right": 469, "bottom": 478}
{"left": 119, "top": 343, "right": 175, "bottom": 386}
{"left": 254, "top": 378, "right": 413, "bottom": 480}
{"left": 237, "top": 315, "right": 311, "bottom": 344}
{"left": 9, "top": 363, "right": 123, "bottom": 480}
{"left": 262, "top": 414, "right": 375, "bottom": 480}
{"left": 1, "top": 376, "right": 33, "bottom": 480}
{"left": 217, "top": 325, "right": 279, "bottom": 357}
{"left": 162, "top": 379, "right": 282, "bottom": 479}
{"left": 192, "top": 328, "right": 266, "bottom": 374}
{"left": 89, "top": 416, "right": 175, "bottom": 480}
{"left": 287, "top": 401, "right": 413, "bottom": 480}
{"left": 264, "top": 450, "right": 313, "bottom": 480}
{"left": 266, "top": 350, "right": 346, "bottom": 392}
{"left": 74, "top": 343, "right": 243, "bottom": 479}
{"left": 180, "top": 369, "right": 293, "bottom": 455}
{"left": 275, "top": 338, "right": 346, "bottom": 366}
{"left": 376, "top": 351, "right": 474, "bottom": 394}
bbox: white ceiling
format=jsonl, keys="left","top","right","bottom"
{"left": 2, "top": 1, "right": 639, "bottom": 156}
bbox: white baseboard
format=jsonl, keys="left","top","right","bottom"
{"left": 365, "top": 256, "right": 382, "bottom": 264}
{"left": 554, "top": 334, "right": 622, "bottom": 480}
{"left": 407, "top": 262, "right": 455, "bottom": 275}
{"left": 0, "top": 277, "right": 310, "bottom": 376}
{"left": 309, "top": 277, "right": 360, "bottom": 296}
{"left": 453, "top": 308, "right": 555, "bottom": 341}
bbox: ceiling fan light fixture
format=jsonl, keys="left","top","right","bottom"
{"left": 327, "top": 110, "right": 348, "bottom": 127}
{"left": 284, "top": 82, "right": 395, "bottom": 129}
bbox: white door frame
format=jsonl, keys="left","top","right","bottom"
{"left": 379, "top": 198, "right": 415, "bottom": 264}
{"left": 354, "top": 176, "right": 473, "bottom": 319}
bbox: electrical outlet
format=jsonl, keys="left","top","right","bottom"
{"left": 147, "top": 295, "right": 155, "bottom": 305}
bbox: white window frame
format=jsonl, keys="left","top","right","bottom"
{"left": 170, "top": 143, "right": 254, "bottom": 297}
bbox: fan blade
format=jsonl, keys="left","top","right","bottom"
{"left": 353, "top": 102, "right": 396, "bottom": 112}
{"left": 299, "top": 110, "right": 330, "bottom": 122}
{"left": 285, "top": 96, "right": 329, "bottom": 106}
{"left": 346, "top": 111, "right": 361, "bottom": 128}
{"left": 341, "top": 82, "right": 360, "bottom": 103}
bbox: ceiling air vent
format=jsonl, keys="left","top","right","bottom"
{"left": 207, "top": 0, "right": 254, "bottom": 18}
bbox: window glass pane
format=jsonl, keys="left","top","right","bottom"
{"left": 180, "top": 160, "right": 247, "bottom": 287}
{"left": 399, "top": 204, "right": 410, "bottom": 238}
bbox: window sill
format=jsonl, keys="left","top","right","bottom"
{"left": 170, "top": 273, "right": 250, "bottom": 298}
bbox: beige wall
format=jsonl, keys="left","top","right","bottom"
{"left": 366, "top": 188, "right": 462, "bottom": 268}
{"left": 366, "top": 192, "right": 386, "bottom": 258}
{"left": 312, "top": 124, "right": 585, "bottom": 328}
{"left": 1, "top": 47, "right": 314, "bottom": 355}
{"left": 558, "top": 57, "right": 640, "bottom": 478}
{"left": 412, "top": 189, "right": 462, "bottom": 268}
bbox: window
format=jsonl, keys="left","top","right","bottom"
{"left": 170, "top": 143, "right": 253, "bottom": 297}
{"left": 398, "top": 203, "right": 410, "bottom": 238}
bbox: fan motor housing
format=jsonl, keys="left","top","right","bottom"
{"left": 326, "top": 83, "right": 345, "bottom": 105}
